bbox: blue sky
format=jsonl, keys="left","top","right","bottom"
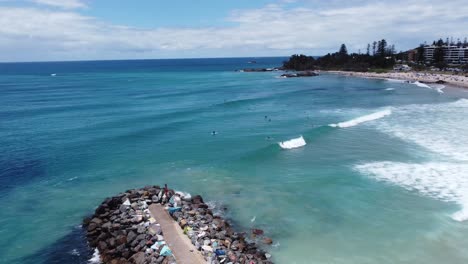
{"left": 0, "top": 0, "right": 467, "bottom": 61}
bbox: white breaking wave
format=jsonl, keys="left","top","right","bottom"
{"left": 385, "top": 88, "right": 395, "bottom": 91}
{"left": 356, "top": 99, "right": 468, "bottom": 221}
{"left": 88, "top": 248, "right": 101, "bottom": 264}
{"left": 413, "top": 81, "right": 431, "bottom": 88}
{"left": 386, "top": 78, "right": 406, "bottom": 83}
{"left": 329, "top": 109, "right": 392, "bottom": 128}
{"left": 355, "top": 162, "right": 468, "bottom": 222}
{"left": 376, "top": 100, "right": 468, "bottom": 161}
{"left": 413, "top": 81, "right": 444, "bottom": 94}
{"left": 433, "top": 84, "right": 445, "bottom": 94}
{"left": 278, "top": 136, "right": 306, "bottom": 149}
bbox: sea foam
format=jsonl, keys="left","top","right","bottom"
{"left": 88, "top": 248, "right": 101, "bottom": 264}
{"left": 329, "top": 109, "right": 392, "bottom": 128}
{"left": 278, "top": 136, "right": 306, "bottom": 149}
{"left": 386, "top": 78, "right": 406, "bottom": 83}
{"left": 355, "top": 162, "right": 468, "bottom": 222}
{"left": 376, "top": 99, "right": 468, "bottom": 161}
{"left": 413, "top": 81, "right": 431, "bottom": 88}
{"left": 356, "top": 99, "right": 468, "bottom": 221}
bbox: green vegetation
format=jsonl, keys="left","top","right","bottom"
{"left": 282, "top": 54, "right": 315, "bottom": 71}
{"left": 283, "top": 39, "right": 396, "bottom": 72}
{"left": 282, "top": 37, "right": 468, "bottom": 72}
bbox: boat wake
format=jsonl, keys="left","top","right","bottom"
{"left": 329, "top": 109, "right": 392, "bottom": 128}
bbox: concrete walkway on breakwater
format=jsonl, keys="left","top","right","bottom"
{"left": 149, "top": 204, "right": 206, "bottom": 264}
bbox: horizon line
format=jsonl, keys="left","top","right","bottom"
{"left": 0, "top": 55, "right": 299, "bottom": 64}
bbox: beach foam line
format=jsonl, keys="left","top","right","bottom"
{"left": 355, "top": 162, "right": 468, "bottom": 222}
{"left": 278, "top": 136, "right": 306, "bottom": 149}
{"left": 433, "top": 84, "right": 445, "bottom": 94}
{"left": 413, "top": 81, "right": 431, "bottom": 89}
{"left": 329, "top": 109, "right": 392, "bottom": 128}
{"left": 413, "top": 81, "right": 444, "bottom": 93}
{"left": 385, "top": 78, "right": 406, "bottom": 83}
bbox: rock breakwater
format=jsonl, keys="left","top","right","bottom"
{"left": 83, "top": 185, "right": 273, "bottom": 264}
{"left": 280, "top": 71, "right": 318, "bottom": 78}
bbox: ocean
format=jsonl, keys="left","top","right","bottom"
{"left": 1, "top": 58, "right": 467, "bottom": 264}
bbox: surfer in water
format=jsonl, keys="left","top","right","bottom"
{"left": 212, "top": 131, "right": 218, "bottom": 136}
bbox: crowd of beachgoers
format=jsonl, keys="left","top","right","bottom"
{"left": 326, "top": 71, "right": 468, "bottom": 89}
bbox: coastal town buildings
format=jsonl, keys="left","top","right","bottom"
{"left": 424, "top": 45, "right": 468, "bottom": 65}
{"left": 407, "top": 49, "right": 417, "bottom": 62}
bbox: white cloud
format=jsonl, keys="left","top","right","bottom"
{"left": 0, "top": 0, "right": 467, "bottom": 61}
{"left": 32, "top": 0, "right": 86, "bottom": 9}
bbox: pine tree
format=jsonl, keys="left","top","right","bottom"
{"left": 366, "top": 43, "right": 370, "bottom": 55}
{"left": 417, "top": 44, "right": 425, "bottom": 63}
{"left": 389, "top": 44, "right": 396, "bottom": 55}
{"left": 433, "top": 46, "right": 445, "bottom": 69}
{"left": 377, "top": 39, "right": 387, "bottom": 57}
{"left": 372, "top": 41, "right": 377, "bottom": 56}
{"left": 339, "top": 44, "right": 348, "bottom": 56}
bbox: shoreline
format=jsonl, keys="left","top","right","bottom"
{"left": 324, "top": 70, "right": 468, "bottom": 89}
{"left": 83, "top": 185, "right": 273, "bottom": 264}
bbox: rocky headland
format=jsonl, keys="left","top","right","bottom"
{"left": 238, "top": 67, "right": 319, "bottom": 78}
{"left": 280, "top": 71, "right": 318, "bottom": 78}
{"left": 83, "top": 185, "right": 273, "bottom": 264}
{"left": 238, "top": 68, "right": 281, "bottom": 72}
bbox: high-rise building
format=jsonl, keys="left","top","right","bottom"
{"left": 424, "top": 45, "right": 468, "bottom": 65}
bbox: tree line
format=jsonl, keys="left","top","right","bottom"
{"left": 283, "top": 39, "right": 396, "bottom": 71}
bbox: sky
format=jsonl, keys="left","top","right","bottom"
{"left": 0, "top": 0, "right": 467, "bottom": 62}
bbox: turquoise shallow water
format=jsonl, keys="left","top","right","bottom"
{"left": 1, "top": 58, "right": 468, "bottom": 263}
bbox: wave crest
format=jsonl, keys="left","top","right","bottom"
{"left": 329, "top": 109, "right": 392, "bottom": 128}
{"left": 278, "top": 136, "right": 306, "bottom": 149}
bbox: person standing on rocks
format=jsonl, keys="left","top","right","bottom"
{"left": 164, "top": 184, "right": 169, "bottom": 197}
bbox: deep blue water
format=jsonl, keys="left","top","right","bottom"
{"left": 1, "top": 57, "right": 468, "bottom": 264}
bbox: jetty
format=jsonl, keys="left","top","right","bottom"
{"left": 83, "top": 185, "right": 273, "bottom": 264}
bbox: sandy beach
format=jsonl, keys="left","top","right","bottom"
{"left": 326, "top": 70, "right": 468, "bottom": 89}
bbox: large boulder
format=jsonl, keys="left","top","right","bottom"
{"left": 191, "top": 195, "right": 204, "bottom": 204}
{"left": 129, "top": 252, "right": 146, "bottom": 264}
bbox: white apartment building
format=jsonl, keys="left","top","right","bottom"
{"left": 424, "top": 45, "right": 468, "bottom": 65}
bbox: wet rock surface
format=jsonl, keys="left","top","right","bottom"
{"left": 280, "top": 71, "right": 318, "bottom": 78}
{"left": 238, "top": 68, "right": 281, "bottom": 72}
{"left": 83, "top": 186, "right": 273, "bottom": 264}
